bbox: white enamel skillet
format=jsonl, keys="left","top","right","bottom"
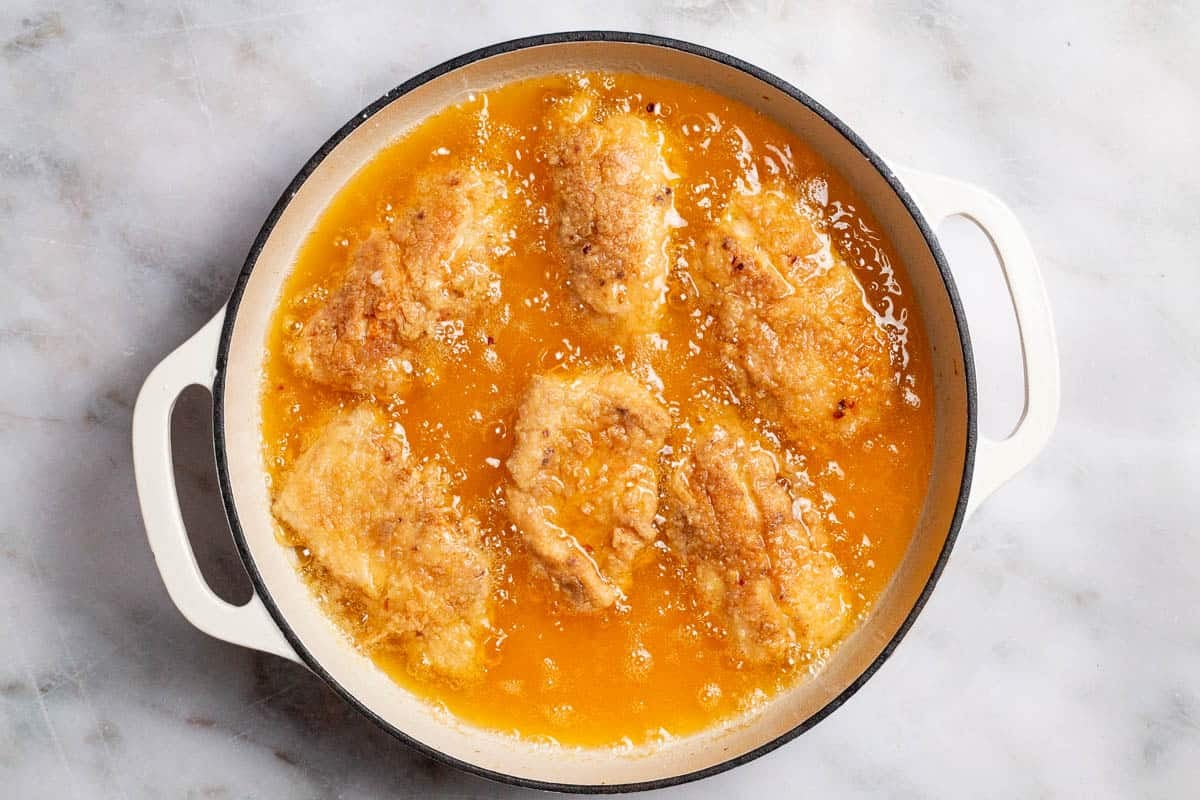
{"left": 132, "top": 32, "right": 1059, "bottom": 793}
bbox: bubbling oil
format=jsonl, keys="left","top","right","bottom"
{"left": 262, "top": 72, "right": 935, "bottom": 747}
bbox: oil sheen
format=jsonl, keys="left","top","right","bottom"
{"left": 261, "top": 72, "right": 936, "bottom": 747}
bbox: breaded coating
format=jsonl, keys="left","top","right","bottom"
{"left": 273, "top": 405, "right": 492, "bottom": 682}
{"left": 667, "top": 415, "right": 850, "bottom": 664}
{"left": 505, "top": 370, "right": 670, "bottom": 610}
{"left": 287, "top": 165, "right": 509, "bottom": 396}
{"left": 544, "top": 95, "right": 674, "bottom": 331}
{"left": 696, "top": 189, "right": 895, "bottom": 442}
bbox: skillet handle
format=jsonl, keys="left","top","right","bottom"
{"left": 894, "top": 166, "right": 1061, "bottom": 518}
{"left": 132, "top": 309, "right": 300, "bottom": 663}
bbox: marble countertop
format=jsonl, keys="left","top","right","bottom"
{"left": 2, "top": 1, "right": 1197, "bottom": 797}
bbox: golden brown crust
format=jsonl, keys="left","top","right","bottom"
{"left": 505, "top": 370, "right": 670, "bottom": 610}
{"left": 273, "top": 405, "right": 493, "bottom": 682}
{"left": 667, "top": 413, "right": 850, "bottom": 664}
{"left": 544, "top": 96, "right": 673, "bottom": 332}
{"left": 287, "top": 165, "right": 509, "bottom": 396}
{"left": 695, "top": 189, "right": 895, "bottom": 443}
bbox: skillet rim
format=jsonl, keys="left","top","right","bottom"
{"left": 211, "top": 30, "right": 978, "bottom": 794}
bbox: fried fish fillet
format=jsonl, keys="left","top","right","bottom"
{"left": 273, "top": 405, "right": 492, "bottom": 682}
{"left": 667, "top": 414, "right": 850, "bottom": 664}
{"left": 695, "top": 189, "right": 895, "bottom": 442}
{"left": 544, "top": 95, "right": 674, "bottom": 331}
{"left": 505, "top": 370, "right": 670, "bottom": 610}
{"left": 287, "top": 164, "right": 509, "bottom": 396}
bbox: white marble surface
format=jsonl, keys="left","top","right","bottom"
{"left": 2, "top": 1, "right": 1197, "bottom": 797}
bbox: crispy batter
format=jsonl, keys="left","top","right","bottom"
{"left": 544, "top": 95, "right": 673, "bottom": 331}
{"left": 696, "top": 189, "right": 895, "bottom": 442}
{"left": 273, "top": 405, "right": 492, "bottom": 682}
{"left": 667, "top": 414, "right": 850, "bottom": 664}
{"left": 287, "top": 164, "right": 509, "bottom": 396}
{"left": 506, "top": 370, "right": 670, "bottom": 610}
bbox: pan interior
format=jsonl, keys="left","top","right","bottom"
{"left": 217, "top": 36, "right": 970, "bottom": 789}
